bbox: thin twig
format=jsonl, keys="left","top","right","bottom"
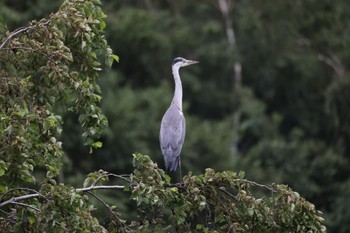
{"left": 91, "top": 173, "right": 130, "bottom": 187}
{"left": 0, "top": 208, "right": 10, "bottom": 215}
{"left": 219, "top": 187, "right": 238, "bottom": 200}
{"left": 87, "top": 191, "right": 131, "bottom": 230}
{"left": 12, "top": 201, "right": 40, "bottom": 212}
{"left": 108, "top": 173, "right": 131, "bottom": 182}
{"left": 237, "top": 179, "right": 277, "bottom": 193}
{"left": 91, "top": 174, "right": 109, "bottom": 187}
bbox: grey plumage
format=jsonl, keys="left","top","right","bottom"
{"left": 160, "top": 105, "right": 186, "bottom": 171}
{"left": 160, "top": 57, "right": 198, "bottom": 173}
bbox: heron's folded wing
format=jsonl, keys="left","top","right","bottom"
{"left": 160, "top": 107, "right": 186, "bottom": 159}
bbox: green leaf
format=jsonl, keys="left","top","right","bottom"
{"left": 15, "top": 109, "right": 27, "bottom": 117}
{"left": 81, "top": 40, "right": 86, "bottom": 49}
{"left": 100, "top": 20, "right": 106, "bottom": 30}
{"left": 92, "top": 141, "right": 103, "bottom": 148}
{"left": 111, "top": 54, "right": 119, "bottom": 62}
{"left": 0, "top": 160, "right": 7, "bottom": 176}
{"left": 28, "top": 216, "right": 36, "bottom": 224}
{"left": 247, "top": 208, "right": 254, "bottom": 216}
{"left": 0, "top": 185, "right": 8, "bottom": 192}
{"left": 84, "top": 177, "right": 93, "bottom": 188}
{"left": 238, "top": 171, "right": 245, "bottom": 178}
{"left": 164, "top": 174, "right": 171, "bottom": 184}
{"left": 199, "top": 201, "right": 206, "bottom": 211}
{"left": 4, "top": 125, "right": 13, "bottom": 134}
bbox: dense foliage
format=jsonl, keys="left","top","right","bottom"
{"left": 0, "top": 0, "right": 114, "bottom": 231}
{"left": 126, "top": 153, "right": 325, "bottom": 232}
{"left": 1, "top": 0, "right": 349, "bottom": 232}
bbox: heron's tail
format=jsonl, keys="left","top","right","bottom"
{"left": 165, "top": 156, "right": 179, "bottom": 172}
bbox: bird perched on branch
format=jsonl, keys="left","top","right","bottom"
{"left": 159, "top": 57, "right": 199, "bottom": 180}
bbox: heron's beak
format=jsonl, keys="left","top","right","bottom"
{"left": 185, "top": 59, "right": 199, "bottom": 66}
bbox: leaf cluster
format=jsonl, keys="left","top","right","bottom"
{"left": 0, "top": 0, "right": 117, "bottom": 231}
{"left": 0, "top": 0, "right": 116, "bottom": 188}
{"left": 126, "top": 153, "right": 326, "bottom": 232}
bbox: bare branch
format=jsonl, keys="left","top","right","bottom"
{"left": 0, "top": 187, "right": 42, "bottom": 202}
{"left": 0, "top": 193, "right": 40, "bottom": 208}
{"left": 0, "top": 184, "right": 124, "bottom": 209}
{"left": 0, "top": 19, "right": 50, "bottom": 51}
{"left": 76, "top": 184, "right": 124, "bottom": 192}
{"left": 0, "top": 26, "right": 35, "bottom": 51}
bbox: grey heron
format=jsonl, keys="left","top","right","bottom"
{"left": 159, "top": 57, "right": 199, "bottom": 180}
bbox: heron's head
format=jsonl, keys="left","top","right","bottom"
{"left": 172, "top": 57, "right": 199, "bottom": 68}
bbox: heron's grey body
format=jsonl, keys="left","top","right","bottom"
{"left": 160, "top": 104, "right": 186, "bottom": 171}
{"left": 160, "top": 57, "right": 198, "bottom": 173}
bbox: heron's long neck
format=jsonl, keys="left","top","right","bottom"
{"left": 171, "top": 66, "right": 183, "bottom": 111}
